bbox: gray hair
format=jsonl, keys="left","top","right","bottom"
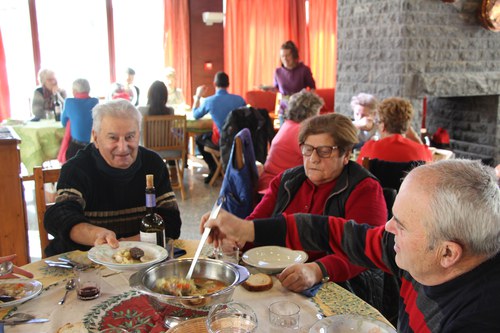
{"left": 38, "top": 68, "right": 55, "bottom": 85}
{"left": 92, "top": 99, "right": 142, "bottom": 133}
{"left": 72, "top": 78, "right": 91, "bottom": 94}
{"left": 416, "top": 159, "right": 500, "bottom": 257}
{"left": 350, "top": 93, "right": 378, "bottom": 115}
{"left": 285, "top": 89, "right": 324, "bottom": 122}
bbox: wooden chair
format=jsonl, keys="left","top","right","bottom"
{"left": 362, "top": 157, "right": 426, "bottom": 192}
{"left": 142, "top": 115, "right": 187, "bottom": 200}
{"left": 33, "top": 166, "right": 61, "bottom": 259}
{"left": 204, "top": 146, "right": 223, "bottom": 186}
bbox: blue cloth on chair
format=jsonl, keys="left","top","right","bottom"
{"left": 219, "top": 128, "right": 259, "bottom": 218}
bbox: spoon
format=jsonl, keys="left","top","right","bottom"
{"left": 0, "top": 262, "right": 13, "bottom": 277}
{"left": 58, "top": 279, "right": 76, "bottom": 305}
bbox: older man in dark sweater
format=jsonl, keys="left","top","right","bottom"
{"left": 44, "top": 99, "right": 181, "bottom": 256}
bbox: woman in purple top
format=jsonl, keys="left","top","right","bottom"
{"left": 274, "top": 41, "right": 316, "bottom": 124}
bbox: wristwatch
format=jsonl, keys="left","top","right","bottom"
{"left": 315, "top": 261, "right": 330, "bottom": 283}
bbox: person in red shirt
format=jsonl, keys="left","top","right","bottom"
{"left": 242, "top": 114, "right": 388, "bottom": 311}
{"left": 357, "top": 97, "right": 432, "bottom": 164}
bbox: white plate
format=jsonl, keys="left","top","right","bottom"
{"left": 242, "top": 246, "right": 308, "bottom": 274}
{"left": 0, "top": 279, "right": 43, "bottom": 308}
{"left": 88, "top": 241, "right": 168, "bottom": 271}
{"left": 309, "top": 314, "right": 396, "bottom": 333}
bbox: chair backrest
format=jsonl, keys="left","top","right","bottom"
{"left": 362, "top": 157, "right": 425, "bottom": 192}
{"left": 34, "top": 166, "right": 61, "bottom": 258}
{"left": 142, "top": 115, "right": 186, "bottom": 153}
{"left": 245, "top": 90, "right": 277, "bottom": 115}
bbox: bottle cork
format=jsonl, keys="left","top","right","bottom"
{"left": 146, "top": 174, "right": 154, "bottom": 188}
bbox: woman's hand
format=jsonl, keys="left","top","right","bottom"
{"left": 277, "top": 263, "right": 323, "bottom": 292}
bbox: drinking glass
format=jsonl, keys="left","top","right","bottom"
{"left": 75, "top": 266, "right": 101, "bottom": 300}
{"left": 269, "top": 301, "right": 300, "bottom": 330}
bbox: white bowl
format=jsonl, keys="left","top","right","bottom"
{"left": 0, "top": 279, "right": 43, "bottom": 308}
{"left": 88, "top": 241, "right": 168, "bottom": 271}
{"left": 241, "top": 246, "right": 308, "bottom": 274}
{"left": 309, "top": 314, "right": 396, "bottom": 333}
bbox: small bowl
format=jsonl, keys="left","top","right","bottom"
{"left": 242, "top": 246, "right": 308, "bottom": 274}
{"left": 206, "top": 302, "right": 258, "bottom": 333}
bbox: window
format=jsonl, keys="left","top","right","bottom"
{"left": 0, "top": 0, "right": 35, "bottom": 119}
{"left": 36, "top": 0, "right": 109, "bottom": 101}
{"left": 113, "top": 0, "right": 164, "bottom": 105}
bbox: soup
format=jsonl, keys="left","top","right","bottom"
{"left": 155, "top": 277, "right": 227, "bottom": 297}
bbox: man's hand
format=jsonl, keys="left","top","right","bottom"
{"left": 93, "top": 229, "right": 120, "bottom": 248}
{"left": 200, "top": 209, "right": 255, "bottom": 248}
{"left": 277, "top": 263, "right": 323, "bottom": 292}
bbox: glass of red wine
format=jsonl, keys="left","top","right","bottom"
{"left": 74, "top": 266, "right": 101, "bottom": 300}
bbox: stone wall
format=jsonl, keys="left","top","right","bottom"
{"left": 335, "top": 0, "right": 500, "bottom": 142}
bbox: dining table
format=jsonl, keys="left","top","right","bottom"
{"left": 0, "top": 240, "right": 391, "bottom": 333}
{"left": 3, "top": 119, "right": 65, "bottom": 175}
{"left": 175, "top": 109, "right": 213, "bottom": 156}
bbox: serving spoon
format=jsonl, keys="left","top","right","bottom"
{"left": 0, "top": 262, "right": 13, "bottom": 277}
{"left": 186, "top": 197, "right": 224, "bottom": 280}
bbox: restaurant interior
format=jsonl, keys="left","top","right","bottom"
{"left": 0, "top": 0, "right": 499, "bottom": 331}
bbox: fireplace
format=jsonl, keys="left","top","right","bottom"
{"left": 426, "top": 95, "right": 499, "bottom": 166}
{"left": 334, "top": 0, "right": 500, "bottom": 165}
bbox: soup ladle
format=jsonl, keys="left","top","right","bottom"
{"left": 0, "top": 261, "right": 13, "bottom": 277}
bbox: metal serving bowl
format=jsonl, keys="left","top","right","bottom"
{"left": 129, "top": 258, "right": 250, "bottom": 310}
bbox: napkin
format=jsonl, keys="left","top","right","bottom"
{"left": 301, "top": 282, "right": 323, "bottom": 297}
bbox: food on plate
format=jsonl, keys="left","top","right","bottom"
{"left": 154, "top": 277, "right": 227, "bottom": 297}
{"left": 242, "top": 273, "right": 273, "bottom": 291}
{"left": 56, "top": 322, "right": 87, "bottom": 333}
{"left": 0, "top": 282, "right": 28, "bottom": 302}
{"left": 112, "top": 247, "right": 150, "bottom": 264}
{"left": 129, "top": 247, "right": 145, "bottom": 260}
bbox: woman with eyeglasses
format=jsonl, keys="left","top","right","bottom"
{"left": 244, "top": 113, "right": 387, "bottom": 305}
{"left": 258, "top": 89, "right": 324, "bottom": 192}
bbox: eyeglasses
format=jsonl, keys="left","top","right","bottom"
{"left": 300, "top": 143, "right": 338, "bottom": 158}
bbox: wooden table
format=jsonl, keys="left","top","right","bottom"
{"left": 1, "top": 240, "right": 391, "bottom": 332}
{"left": 178, "top": 110, "right": 213, "bottom": 156}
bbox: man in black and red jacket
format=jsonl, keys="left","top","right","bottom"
{"left": 202, "top": 159, "right": 500, "bottom": 333}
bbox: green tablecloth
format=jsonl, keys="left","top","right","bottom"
{"left": 8, "top": 120, "right": 65, "bottom": 174}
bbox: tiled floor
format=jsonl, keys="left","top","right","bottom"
{"left": 25, "top": 155, "right": 221, "bottom": 262}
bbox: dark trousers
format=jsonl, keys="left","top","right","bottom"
{"left": 195, "top": 132, "right": 219, "bottom": 174}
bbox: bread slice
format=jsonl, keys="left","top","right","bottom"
{"left": 242, "top": 273, "right": 273, "bottom": 291}
{"left": 56, "top": 322, "right": 88, "bottom": 333}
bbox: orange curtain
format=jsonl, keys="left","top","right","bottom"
{"left": 224, "top": 0, "right": 307, "bottom": 98}
{"left": 163, "top": 0, "right": 191, "bottom": 103}
{"left": 308, "top": 0, "right": 337, "bottom": 88}
{"left": 0, "top": 28, "right": 11, "bottom": 121}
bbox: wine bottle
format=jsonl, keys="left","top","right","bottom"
{"left": 140, "top": 174, "right": 165, "bottom": 247}
{"left": 54, "top": 94, "right": 61, "bottom": 121}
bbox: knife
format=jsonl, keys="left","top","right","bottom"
{"left": 1, "top": 318, "right": 49, "bottom": 325}
{"left": 45, "top": 260, "right": 73, "bottom": 269}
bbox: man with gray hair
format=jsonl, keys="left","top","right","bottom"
{"left": 60, "top": 78, "right": 99, "bottom": 160}
{"left": 202, "top": 159, "right": 500, "bottom": 332}
{"left": 44, "top": 99, "right": 181, "bottom": 256}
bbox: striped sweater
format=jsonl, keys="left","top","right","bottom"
{"left": 44, "top": 144, "right": 181, "bottom": 256}
{"left": 254, "top": 214, "right": 500, "bottom": 332}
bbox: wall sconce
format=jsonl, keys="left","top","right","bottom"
{"left": 202, "top": 12, "right": 224, "bottom": 26}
